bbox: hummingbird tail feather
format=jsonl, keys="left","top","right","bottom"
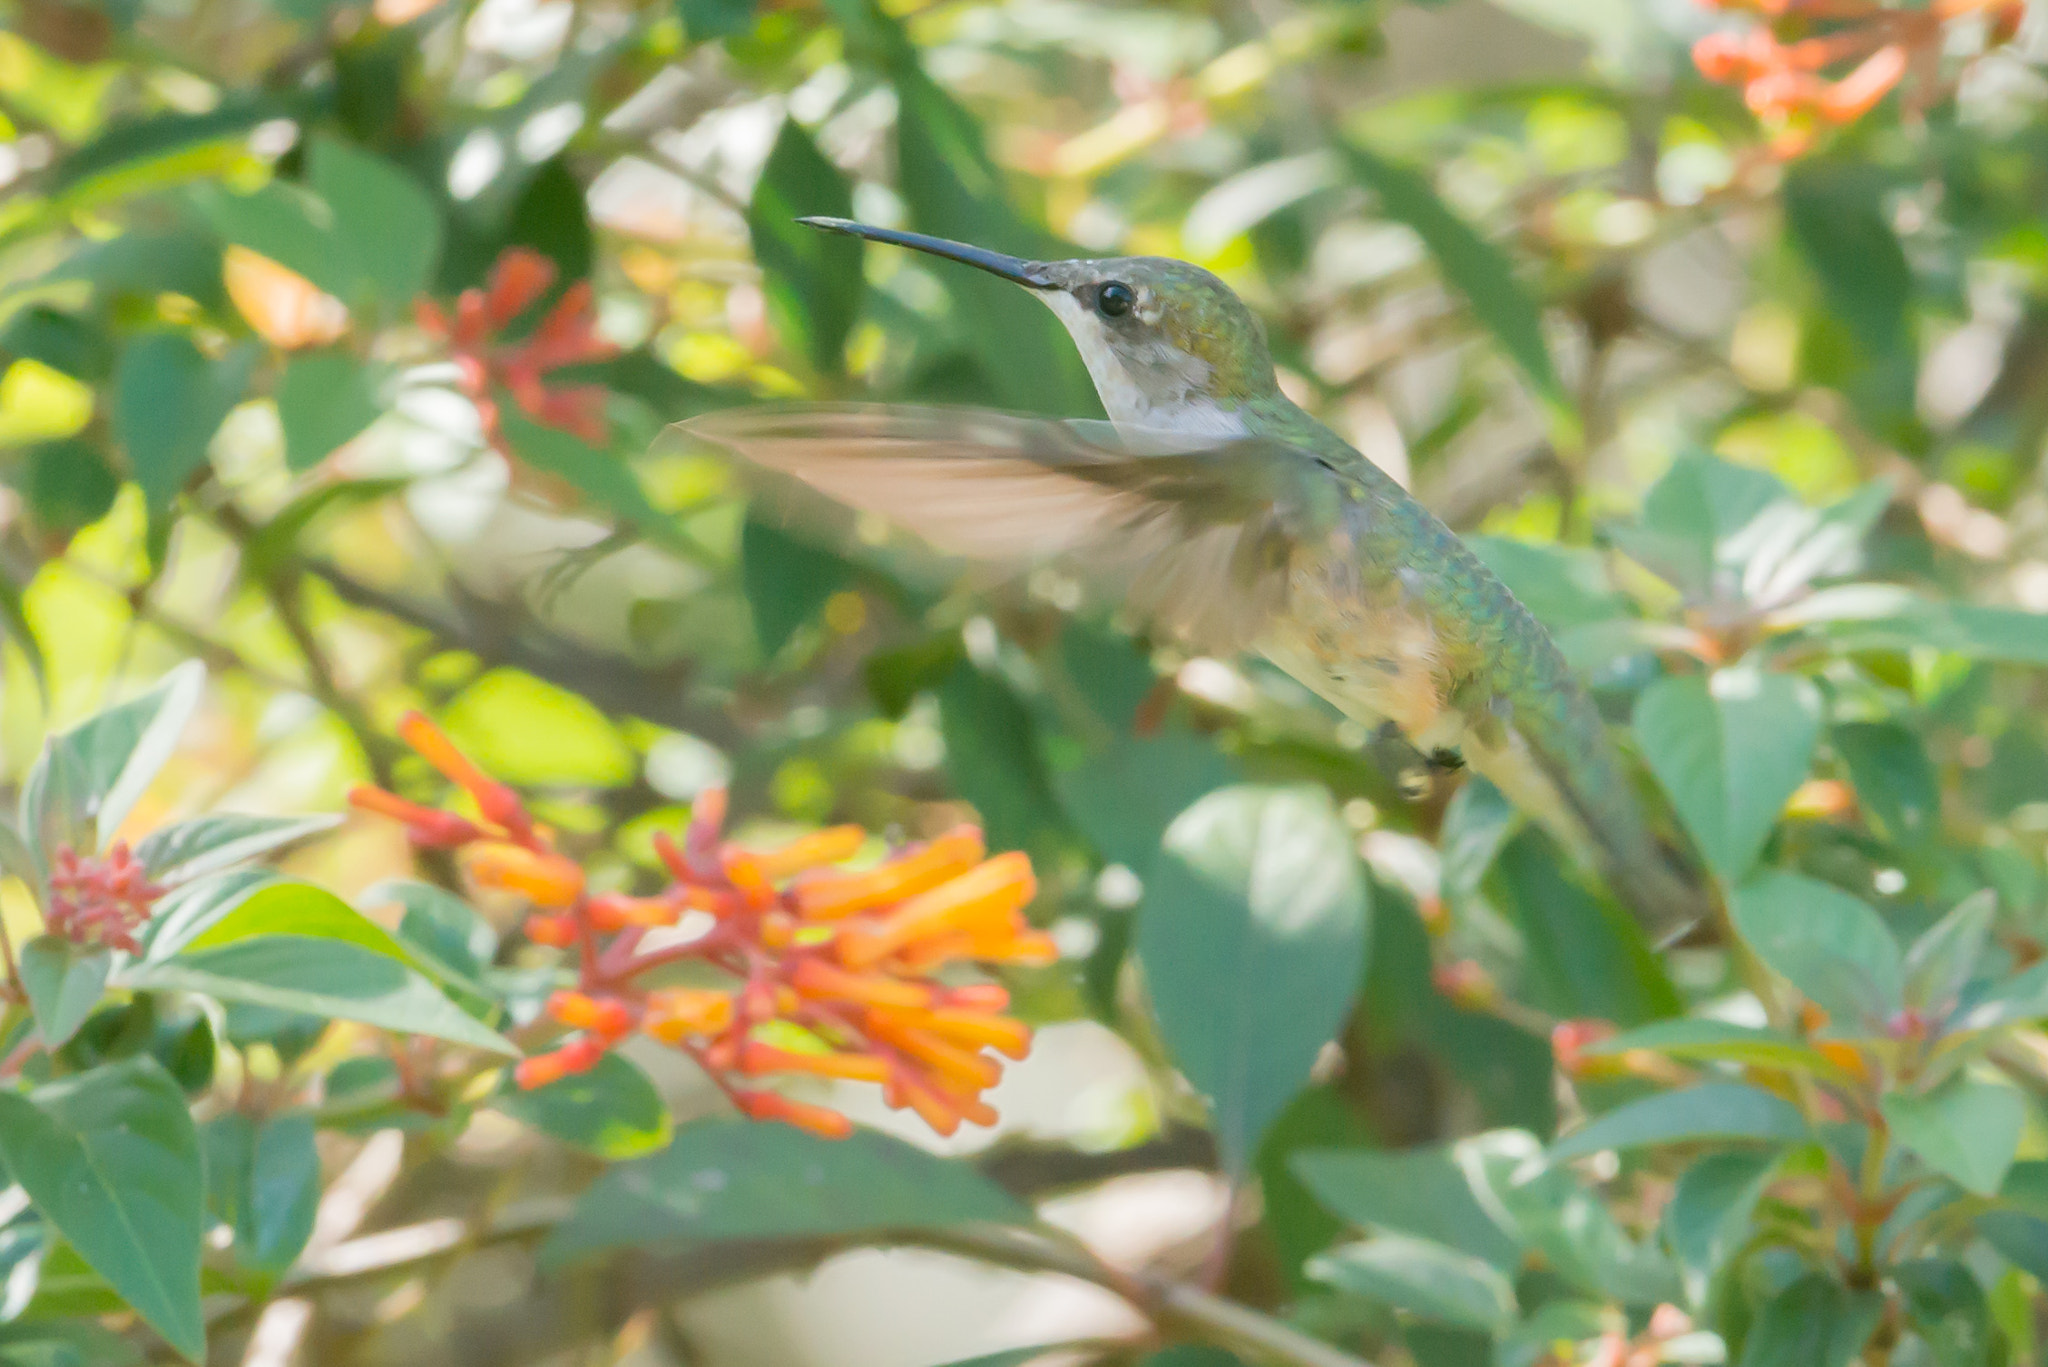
{"left": 1465, "top": 712, "right": 1713, "bottom": 947}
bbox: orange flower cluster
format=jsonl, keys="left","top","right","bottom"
{"left": 1692, "top": 0, "right": 2024, "bottom": 152}
{"left": 349, "top": 713, "right": 1051, "bottom": 1139}
{"left": 416, "top": 248, "right": 617, "bottom": 451}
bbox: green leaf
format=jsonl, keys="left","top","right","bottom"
{"left": 1978, "top": 1210, "right": 2048, "bottom": 1281}
{"left": 21, "top": 659, "right": 207, "bottom": 865}
{"left": 134, "top": 868, "right": 278, "bottom": 960}
{"left": 1633, "top": 669, "right": 1822, "bottom": 885}
{"left": 190, "top": 182, "right": 354, "bottom": 300}
{"left": 1882, "top": 1077, "right": 2024, "bottom": 1196}
{"left": 1893, "top": 1259, "right": 1996, "bottom": 1367}
{"left": 1775, "top": 590, "right": 2048, "bottom": 665}
{"left": 362, "top": 878, "right": 498, "bottom": 980}
{"left": 1291, "top": 1143, "right": 1524, "bottom": 1272}
{"left": 113, "top": 335, "right": 257, "bottom": 512}
{"left": 1903, "top": 891, "right": 1995, "bottom": 1018}
{"left": 133, "top": 813, "right": 338, "bottom": 885}
{"left": 1341, "top": 142, "right": 1565, "bottom": 420}
{"left": 276, "top": 350, "right": 381, "bottom": 472}
{"left": 1738, "top": 1272, "right": 1883, "bottom": 1367}
{"left": 1486, "top": 828, "right": 1679, "bottom": 1027}
{"left": 1729, "top": 871, "right": 1904, "bottom": 1029}
{"left": 1052, "top": 731, "right": 1235, "bottom": 878}
{"left": 1306, "top": 1234, "right": 1516, "bottom": 1333}
{"left": 1783, "top": 163, "right": 1912, "bottom": 359}
{"left": 1664, "top": 1148, "right": 1781, "bottom": 1280}
{"left": 498, "top": 409, "right": 662, "bottom": 530}
{"left": 0, "top": 1059, "right": 205, "bottom": 1362}
{"left": 126, "top": 936, "right": 516, "bottom": 1056}
{"left": 541, "top": 1118, "right": 1027, "bottom": 1265}
{"left": 937, "top": 659, "right": 1071, "bottom": 855}
{"left": 440, "top": 668, "right": 634, "bottom": 788}
{"left": 1608, "top": 452, "right": 1790, "bottom": 601}
{"left": 202, "top": 1112, "right": 318, "bottom": 1281}
{"left": 492, "top": 1051, "right": 671, "bottom": 1159}
{"left": 881, "top": 42, "right": 1096, "bottom": 416}
{"left": 1833, "top": 721, "right": 1939, "bottom": 848}
{"left": 307, "top": 138, "right": 441, "bottom": 305}
{"left": 1138, "top": 785, "right": 1369, "bottom": 1175}
{"left": 1549, "top": 1083, "right": 1808, "bottom": 1161}
{"left": 748, "top": 119, "right": 862, "bottom": 374}
{"left": 678, "top": 0, "right": 752, "bottom": 36}
{"left": 741, "top": 517, "right": 853, "bottom": 657}
{"left": 1584, "top": 1018, "right": 1859, "bottom": 1086}
{"left": 18, "top": 938, "right": 109, "bottom": 1050}
{"left": 25, "top": 441, "right": 120, "bottom": 536}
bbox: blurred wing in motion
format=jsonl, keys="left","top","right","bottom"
{"left": 675, "top": 404, "right": 1343, "bottom": 654}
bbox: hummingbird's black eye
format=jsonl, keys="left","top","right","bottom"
{"left": 1096, "top": 281, "right": 1136, "bottom": 318}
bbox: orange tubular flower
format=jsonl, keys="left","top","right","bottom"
{"left": 792, "top": 826, "right": 985, "bottom": 920}
{"left": 351, "top": 718, "right": 1046, "bottom": 1141}
{"left": 469, "top": 843, "right": 585, "bottom": 908}
{"left": 1691, "top": 0, "right": 2025, "bottom": 151}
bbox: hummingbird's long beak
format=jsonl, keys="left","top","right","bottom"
{"left": 797, "top": 217, "right": 1055, "bottom": 289}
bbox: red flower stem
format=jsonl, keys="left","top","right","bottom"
{"left": 594, "top": 925, "right": 647, "bottom": 981}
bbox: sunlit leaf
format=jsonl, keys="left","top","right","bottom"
{"left": 492, "top": 1052, "right": 670, "bottom": 1160}
{"left": 1139, "top": 785, "right": 1368, "bottom": 1175}
{"left": 1306, "top": 1234, "right": 1516, "bottom": 1333}
{"left": 1633, "top": 669, "right": 1821, "bottom": 886}
{"left": 1730, "top": 871, "right": 1903, "bottom": 1030}
{"left": 1549, "top": 1083, "right": 1808, "bottom": 1161}
{"left": 0, "top": 1059, "right": 205, "bottom": 1362}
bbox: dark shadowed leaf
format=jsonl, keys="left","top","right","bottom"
{"left": 1730, "top": 871, "right": 1903, "bottom": 1029}
{"left": 741, "top": 517, "right": 853, "bottom": 657}
{"left": 1634, "top": 669, "right": 1821, "bottom": 885}
{"left": 276, "top": 350, "right": 381, "bottom": 472}
{"left": 0, "top": 1059, "right": 205, "bottom": 1361}
{"left": 1893, "top": 1259, "right": 1996, "bottom": 1367}
{"left": 938, "top": 659, "right": 1071, "bottom": 855}
{"left": 114, "top": 335, "right": 257, "bottom": 512}
{"left": 1783, "top": 162, "right": 1912, "bottom": 359}
{"left": 1549, "top": 1083, "right": 1807, "bottom": 1161}
{"left": 1486, "top": 828, "right": 1679, "bottom": 1027}
{"left": 748, "top": 119, "right": 862, "bottom": 374}
{"left": 492, "top": 1051, "right": 671, "bottom": 1159}
{"left": 1738, "top": 1272, "right": 1883, "bottom": 1367}
{"left": 1139, "top": 785, "right": 1369, "bottom": 1174}
{"left": 677, "top": 0, "right": 753, "bottom": 38}
{"left": 541, "top": 1118, "right": 1026, "bottom": 1265}
{"left": 202, "top": 1111, "right": 318, "bottom": 1282}
{"left": 1833, "top": 721, "right": 1939, "bottom": 848}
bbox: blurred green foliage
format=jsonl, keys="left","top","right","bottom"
{"left": 7, "top": 0, "right": 2048, "bottom": 1365}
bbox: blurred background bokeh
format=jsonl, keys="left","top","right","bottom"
{"left": 9, "top": 0, "right": 2048, "bottom": 1363}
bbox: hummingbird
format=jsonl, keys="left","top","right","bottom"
{"left": 682, "top": 216, "right": 1712, "bottom": 942}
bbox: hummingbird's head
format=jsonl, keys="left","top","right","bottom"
{"left": 800, "top": 217, "right": 1279, "bottom": 431}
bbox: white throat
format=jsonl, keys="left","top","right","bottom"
{"left": 1038, "top": 292, "right": 1250, "bottom": 439}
